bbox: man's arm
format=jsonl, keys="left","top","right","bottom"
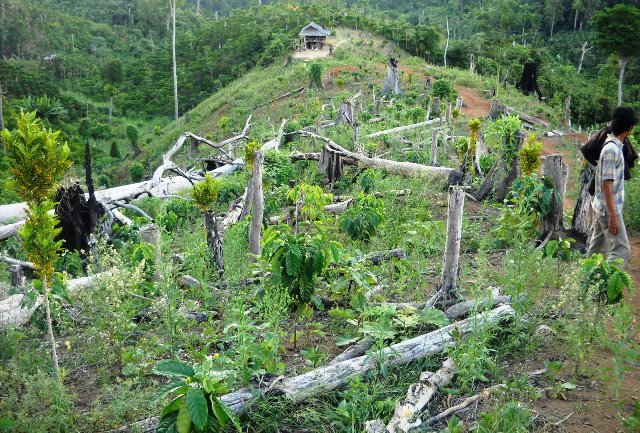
{"left": 603, "top": 180, "right": 618, "bottom": 235}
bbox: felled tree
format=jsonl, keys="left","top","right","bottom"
{"left": 1, "top": 111, "right": 72, "bottom": 381}
{"left": 591, "top": 4, "right": 640, "bottom": 106}
{"left": 191, "top": 173, "right": 224, "bottom": 274}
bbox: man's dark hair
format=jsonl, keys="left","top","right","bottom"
{"left": 611, "top": 106, "right": 639, "bottom": 135}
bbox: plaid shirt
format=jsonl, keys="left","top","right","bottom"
{"left": 592, "top": 134, "right": 625, "bottom": 216}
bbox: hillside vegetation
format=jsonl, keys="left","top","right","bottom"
{"left": 1, "top": 1, "right": 640, "bottom": 433}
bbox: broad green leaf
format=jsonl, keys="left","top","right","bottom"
{"left": 419, "top": 308, "right": 450, "bottom": 328}
{"left": 154, "top": 381, "right": 187, "bottom": 402}
{"left": 161, "top": 395, "right": 185, "bottom": 417}
{"left": 211, "top": 396, "right": 242, "bottom": 433}
{"left": 176, "top": 399, "right": 192, "bottom": 433}
{"left": 154, "top": 360, "right": 195, "bottom": 378}
{"left": 156, "top": 412, "right": 178, "bottom": 433}
{"left": 285, "top": 244, "right": 302, "bottom": 275}
{"left": 187, "top": 387, "right": 208, "bottom": 430}
{"left": 336, "top": 335, "right": 360, "bottom": 346}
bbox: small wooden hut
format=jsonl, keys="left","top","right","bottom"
{"left": 299, "top": 22, "right": 331, "bottom": 50}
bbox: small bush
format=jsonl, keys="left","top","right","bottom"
{"left": 341, "top": 193, "right": 385, "bottom": 242}
{"left": 519, "top": 134, "right": 542, "bottom": 176}
{"left": 432, "top": 79, "right": 457, "bottom": 101}
{"left": 128, "top": 162, "right": 144, "bottom": 182}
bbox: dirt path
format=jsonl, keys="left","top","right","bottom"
{"left": 455, "top": 85, "right": 491, "bottom": 118}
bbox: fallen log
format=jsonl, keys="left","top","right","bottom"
{"left": 366, "top": 358, "right": 456, "bottom": 433}
{"left": 329, "top": 337, "right": 375, "bottom": 364}
{"left": 290, "top": 151, "right": 358, "bottom": 166}
{"left": 293, "top": 131, "right": 462, "bottom": 184}
{"left": 367, "top": 118, "right": 441, "bottom": 139}
{"left": 0, "top": 256, "right": 36, "bottom": 270}
{"left": 445, "top": 294, "right": 513, "bottom": 320}
{"left": 253, "top": 87, "right": 305, "bottom": 109}
{"left": 279, "top": 305, "right": 513, "bottom": 401}
{"left": 114, "top": 305, "right": 514, "bottom": 433}
{"left": 0, "top": 271, "right": 113, "bottom": 329}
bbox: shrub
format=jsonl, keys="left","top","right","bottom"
{"left": 432, "top": 79, "right": 456, "bottom": 101}
{"left": 519, "top": 134, "right": 542, "bottom": 176}
{"left": 341, "top": 193, "right": 385, "bottom": 242}
{"left": 110, "top": 141, "right": 121, "bottom": 158}
{"left": 128, "top": 162, "right": 144, "bottom": 182}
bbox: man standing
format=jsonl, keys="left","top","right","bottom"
{"left": 587, "top": 107, "right": 638, "bottom": 268}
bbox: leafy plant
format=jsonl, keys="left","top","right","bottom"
{"left": 244, "top": 139, "right": 262, "bottom": 172}
{"left": 341, "top": 193, "right": 385, "bottom": 242}
{"left": 191, "top": 173, "right": 222, "bottom": 212}
{"left": 287, "top": 183, "right": 333, "bottom": 224}
{"left": 485, "top": 115, "right": 522, "bottom": 162}
{"left": 432, "top": 79, "right": 456, "bottom": 101}
{"left": 300, "top": 346, "right": 327, "bottom": 368}
{"left": 476, "top": 402, "right": 532, "bottom": 433}
{"left": 581, "top": 254, "right": 633, "bottom": 305}
{"left": 154, "top": 358, "right": 241, "bottom": 433}
{"left": 2, "top": 111, "right": 71, "bottom": 381}
{"left": 261, "top": 223, "right": 340, "bottom": 347}
{"left": 309, "top": 62, "right": 323, "bottom": 88}
{"left": 129, "top": 162, "right": 144, "bottom": 182}
{"left": 518, "top": 134, "right": 542, "bottom": 176}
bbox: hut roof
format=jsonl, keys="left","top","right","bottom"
{"left": 299, "top": 22, "right": 331, "bottom": 37}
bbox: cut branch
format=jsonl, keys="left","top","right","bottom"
{"left": 367, "top": 118, "right": 441, "bottom": 139}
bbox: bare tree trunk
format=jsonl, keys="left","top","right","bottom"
{"left": 577, "top": 42, "right": 592, "bottom": 74}
{"left": 572, "top": 165, "right": 595, "bottom": 241}
{"left": 196, "top": 0, "right": 200, "bottom": 15}
{"left": 108, "top": 96, "right": 113, "bottom": 124}
{"left": 43, "top": 275, "right": 61, "bottom": 382}
{"left": 205, "top": 210, "right": 224, "bottom": 274}
{"left": 539, "top": 154, "right": 568, "bottom": 237}
{"left": 0, "top": 83, "right": 5, "bottom": 143}
{"left": 550, "top": 10, "right": 556, "bottom": 38}
{"left": 248, "top": 150, "right": 264, "bottom": 261}
{"left": 565, "top": 96, "right": 572, "bottom": 131}
{"left": 474, "top": 132, "right": 487, "bottom": 177}
{"left": 171, "top": 0, "right": 179, "bottom": 128}
{"left": 618, "top": 56, "right": 628, "bottom": 106}
{"left": 431, "top": 128, "right": 439, "bottom": 166}
{"left": 445, "top": 101, "right": 452, "bottom": 123}
{"left": 441, "top": 186, "right": 465, "bottom": 298}
{"left": 444, "top": 16, "right": 449, "bottom": 67}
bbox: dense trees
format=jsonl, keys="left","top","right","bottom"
{"left": 591, "top": 4, "right": 640, "bottom": 106}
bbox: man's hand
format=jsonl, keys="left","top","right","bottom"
{"left": 609, "top": 214, "right": 619, "bottom": 235}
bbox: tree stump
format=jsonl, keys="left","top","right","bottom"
{"left": 432, "top": 97, "right": 441, "bottom": 118}
{"left": 204, "top": 211, "right": 224, "bottom": 275}
{"left": 431, "top": 129, "right": 439, "bottom": 166}
{"left": 248, "top": 151, "right": 264, "bottom": 262}
{"left": 10, "top": 265, "right": 24, "bottom": 289}
{"left": 474, "top": 132, "right": 487, "bottom": 177}
{"left": 54, "top": 183, "right": 93, "bottom": 256}
{"left": 380, "top": 57, "right": 402, "bottom": 95}
{"left": 445, "top": 100, "right": 452, "bottom": 123}
{"left": 540, "top": 154, "right": 569, "bottom": 236}
{"left": 572, "top": 165, "right": 595, "bottom": 243}
{"left": 455, "top": 96, "right": 464, "bottom": 111}
{"left": 140, "top": 224, "right": 162, "bottom": 282}
{"left": 336, "top": 99, "right": 356, "bottom": 126}
{"left": 516, "top": 62, "right": 543, "bottom": 100}
{"left": 488, "top": 99, "right": 504, "bottom": 120}
{"left": 441, "top": 186, "right": 465, "bottom": 299}
{"left": 474, "top": 131, "right": 524, "bottom": 202}
{"left": 319, "top": 146, "right": 344, "bottom": 184}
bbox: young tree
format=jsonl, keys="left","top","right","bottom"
{"left": 125, "top": 124, "right": 141, "bottom": 155}
{"left": 1, "top": 111, "right": 72, "bottom": 381}
{"left": 170, "top": 0, "right": 179, "bottom": 128}
{"left": 591, "top": 4, "right": 640, "bottom": 106}
{"left": 101, "top": 59, "right": 123, "bottom": 124}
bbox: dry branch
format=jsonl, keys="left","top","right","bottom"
{"left": 366, "top": 359, "right": 456, "bottom": 433}
{"left": 367, "top": 118, "right": 441, "bottom": 139}
{"left": 0, "top": 256, "right": 36, "bottom": 270}
{"left": 253, "top": 87, "right": 305, "bottom": 109}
